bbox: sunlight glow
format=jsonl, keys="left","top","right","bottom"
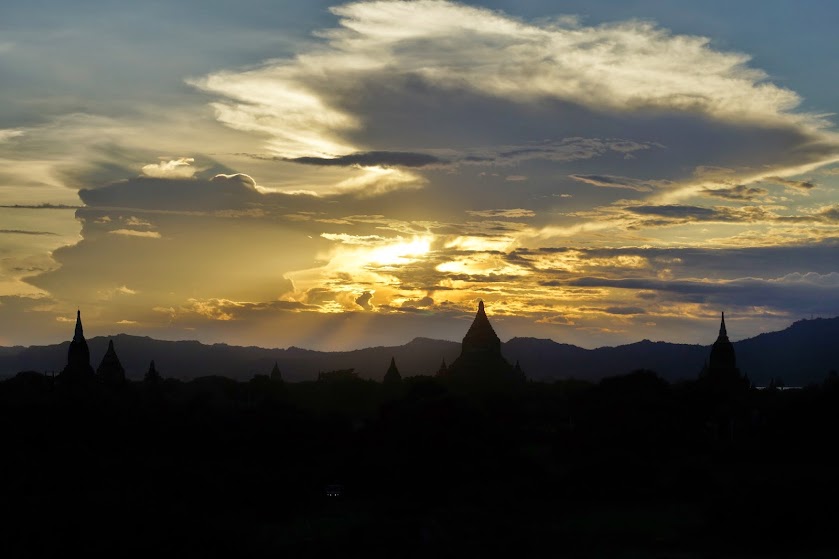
{"left": 365, "top": 235, "right": 432, "bottom": 266}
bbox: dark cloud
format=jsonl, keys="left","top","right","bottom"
{"left": 401, "top": 296, "right": 434, "bottom": 309}
{"left": 0, "top": 229, "right": 58, "bottom": 236}
{"left": 814, "top": 205, "right": 839, "bottom": 222}
{"left": 355, "top": 291, "right": 373, "bottom": 311}
{"left": 288, "top": 151, "right": 445, "bottom": 168}
{"left": 765, "top": 176, "right": 816, "bottom": 190}
{"left": 302, "top": 288, "right": 337, "bottom": 306}
{"left": 604, "top": 306, "right": 647, "bottom": 315}
{"left": 624, "top": 204, "right": 779, "bottom": 227}
{"left": 579, "top": 306, "right": 646, "bottom": 315}
{"left": 274, "top": 137, "right": 655, "bottom": 173}
{"left": 516, "top": 240, "right": 839, "bottom": 278}
{"left": 569, "top": 174, "right": 659, "bottom": 192}
{"left": 79, "top": 176, "right": 263, "bottom": 211}
{"left": 0, "top": 204, "right": 81, "bottom": 209}
{"left": 701, "top": 184, "right": 769, "bottom": 200}
{"left": 628, "top": 205, "right": 720, "bottom": 220}
{"left": 544, "top": 273, "right": 839, "bottom": 316}
{"left": 466, "top": 209, "right": 535, "bottom": 219}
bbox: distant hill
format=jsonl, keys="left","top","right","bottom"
{"left": 0, "top": 334, "right": 461, "bottom": 382}
{"left": 1, "top": 318, "right": 838, "bottom": 385}
{"left": 505, "top": 317, "right": 839, "bottom": 385}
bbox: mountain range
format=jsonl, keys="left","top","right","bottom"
{"left": 1, "top": 317, "right": 837, "bottom": 386}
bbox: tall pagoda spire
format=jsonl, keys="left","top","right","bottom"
{"left": 718, "top": 312, "right": 728, "bottom": 341}
{"left": 59, "top": 309, "right": 94, "bottom": 385}
{"left": 73, "top": 309, "right": 84, "bottom": 342}
{"left": 384, "top": 356, "right": 402, "bottom": 384}
{"left": 705, "top": 310, "right": 741, "bottom": 385}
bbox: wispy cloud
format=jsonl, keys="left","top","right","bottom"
{"left": 0, "top": 229, "right": 58, "bottom": 236}
{"left": 109, "top": 229, "right": 162, "bottom": 239}
{"left": 765, "top": 175, "right": 817, "bottom": 190}
{"left": 466, "top": 209, "right": 535, "bottom": 219}
{"left": 569, "top": 174, "right": 662, "bottom": 192}
{"left": 701, "top": 184, "right": 768, "bottom": 200}
{"left": 141, "top": 157, "right": 196, "bottom": 179}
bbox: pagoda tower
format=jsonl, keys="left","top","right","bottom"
{"left": 58, "top": 310, "right": 95, "bottom": 384}
{"left": 383, "top": 357, "right": 402, "bottom": 384}
{"left": 702, "top": 312, "right": 743, "bottom": 385}
{"left": 270, "top": 362, "right": 283, "bottom": 382}
{"left": 96, "top": 339, "right": 126, "bottom": 385}
{"left": 444, "top": 301, "right": 521, "bottom": 384}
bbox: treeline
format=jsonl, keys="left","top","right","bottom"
{"left": 2, "top": 369, "right": 839, "bottom": 557}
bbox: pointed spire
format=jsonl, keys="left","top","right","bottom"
{"left": 717, "top": 311, "right": 729, "bottom": 341}
{"left": 461, "top": 300, "right": 501, "bottom": 354}
{"left": 73, "top": 309, "right": 84, "bottom": 342}
{"left": 97, "top": 339, "right": 125, "bottom": 385}
{"left": 435, "top": 358, "right": 448, "bottom": 377}
{"left": 144, "top": 359, "right": 160, "bottom": 384}
{"left": 384, "top": 356, "right": 401, "bottom": 384}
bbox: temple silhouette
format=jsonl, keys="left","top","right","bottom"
{"left": 58, "top": 310, "right": 130, "bottom": 388}
{"left": 58, "top": 310, "right": 95, "bottom": 384}
{"left": 383, "top": 357, "right": 402, "bottom": 384}
{"left": 96, "top": 339, "right": 126, "bottom": 385}
{"left": 701, "top": 312, "right": 748, "bottom": 388}
{"left": 439, "top": 300, "right": 524, "bottom": 384}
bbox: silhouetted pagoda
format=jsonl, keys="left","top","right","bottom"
{"left": 144, "top": 360, "right": 161, "bottom": 385}
{"left": 435, "top": 358, "right": 448, "bottom": 377}
{"left": 443, "top": 301, "right": 523, "bottom": 384}
{"left": 701, "top": 312, "right": 745, "bottom": 386}
{"left": 58, "top": 310, "right": 95, "bottom": 384}
{"left": 383, "top": 357, "right": 402, "bottom": 384}
{"left": 270, "top": 361, "right": 283, "bottom": 382}
{"left": 96, "top": 339, "right": 126, "bottom": 385}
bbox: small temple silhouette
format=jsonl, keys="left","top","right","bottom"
{"left": 58, "top": 310, "right": 95, "bottom": 384}
{"left": 145, "top": 360, "right": 161, "bottom": 384}
{"left": 270, "top": 362, "right": 283, "bottom": 382}
{"left": 440, "top": 301, "right": 524, "bottom": 384}
{"left": 383, "top": 357, "right": 402, "bottom": 384}
{"left": 435, "top": 358, "right": 448, "bottom": 376}
{"left": 96, "top": 339, "right": 126, "bottom": 385}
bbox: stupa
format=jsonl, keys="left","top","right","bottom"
{"left": 701, "top": 312, "right": 745, "bottom": 387}
{"left": 96, "top": 339, "right": 126, "bottom": 385}
{"left": 443, "top": 301, "right": 523, "bottom": 384}
{"left": 58, "top": 310, "right": 95, "bottom": 384}
{"left": 383, "top": 357, "right": 402, "bottom": 384}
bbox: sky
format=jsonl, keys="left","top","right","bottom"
{"left": 1, "top": 0, "right": 839, "bottom": 350}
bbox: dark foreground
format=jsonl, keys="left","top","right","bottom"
{"left": 2, "top": 371, "right": 839, "bottom": 558}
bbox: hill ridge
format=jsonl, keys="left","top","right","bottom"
{"left": 2, "top": 317, "right": 838, "bottom": 385}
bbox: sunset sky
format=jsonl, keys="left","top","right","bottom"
{"left": 1, "top": 0, "right": 838, "bottom": 350}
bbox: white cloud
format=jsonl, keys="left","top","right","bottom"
{"left": 193, "top": 0, "right": 825, "bottom": 163}
{"left": 109, "top": 229, "right": 162, "bottom": 239}
{"left": 0, "top": 129, "right": 24, "bottom": 142}
{"left": 332, "top": 165, "right": 425, "bottom": 196}
{"left": 141, "top": 157, "right": 196, "bottom": 179}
